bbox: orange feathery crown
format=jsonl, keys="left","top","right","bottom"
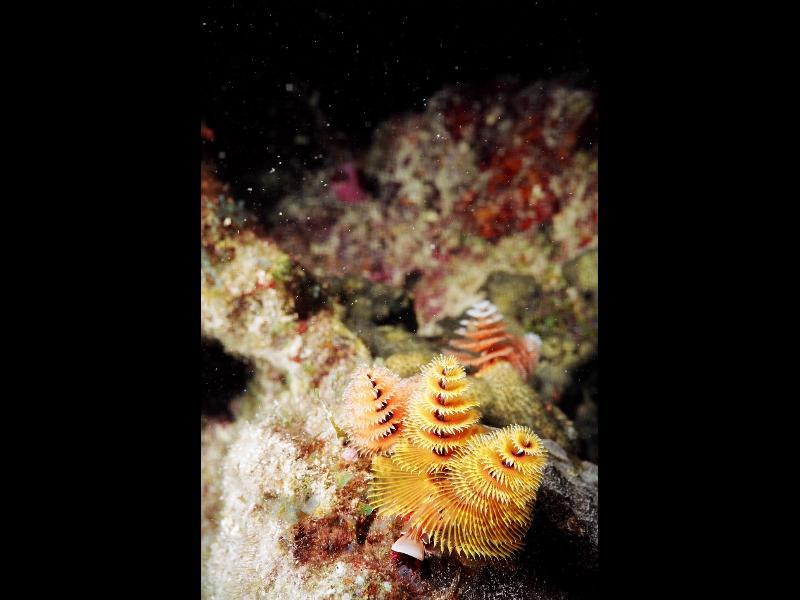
{"left": 341, "top": 365, "right": 412, "bottom": 456}
{"left": 448, "top": 300, "right": 541, "bottom": 379}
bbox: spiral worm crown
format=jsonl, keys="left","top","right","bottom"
{"left": 392, "top": 355, "right": 483, "bottom": 474}
{"left": 448, "top": 300, "right": 540, "bottom": 379}
{"left": 345, "top": 355, "right": 549, "bottom": 560}
{"left": 341, "top": 365, "right": 410, "bottom": 456}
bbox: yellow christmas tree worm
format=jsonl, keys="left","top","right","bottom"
{"left": 392, "top": 355, "right": 483, "bottom": 474}
{"left": 344, "top": 355, "right": 549, "bottom": 561}
{"left": 369, "top": 454, "right": 444, "bottom": 521}
{"left": 400, "top": 425, "right": 546, "bottom": 559}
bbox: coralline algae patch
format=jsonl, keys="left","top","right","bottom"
{"left": 290, "top": 455, "right": 434, "bottom": 599}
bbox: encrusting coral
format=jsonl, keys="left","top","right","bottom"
{"left": 201, "top": 168, "right": 392, "bottom": 598}
{"left": 342, "top": 355, "right": 548, "bottom": 560}
{"left": 448, "top": 299, "right": 541, "bottom": 379}
{"left": 476, "top": 361, "right": 576, "bottom": 450}
{"left": 384, "top": 350, "right": 436, "bottom": 378}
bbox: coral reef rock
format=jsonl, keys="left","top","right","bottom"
{"left": 480, "top": 271, "right": 540, "bottom": 328}
{"left": 201, "top": 167, "right": 370, "bottom": 433}
{"left": 268, "top": 81, "right": 597, "bottom": 337}
{"left": 562, "top": 248, "right": 598, "bottom": 295}
{"left": 525, "top": 439, "right": 599, "bottom": 596}
{"left": 321, "top": 275, "right": 418, "bottom": 336}
{"left": 360, "top": 324, "right": 435, "bottom": 360}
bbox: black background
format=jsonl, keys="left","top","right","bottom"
{"left": 25, "top": 2, "right": 752, "bottom": 596}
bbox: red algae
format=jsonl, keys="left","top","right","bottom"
{"left": 289, "top": 463, "right": 435, "bottom": 598}
{"left": 331, "top": 163, "right": 368, "bottom": 204}
{"left": 293, "top": 513, "right": 354, "bottom": 563}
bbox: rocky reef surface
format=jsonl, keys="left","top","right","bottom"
{"left": 201, "top": 80, "right": 597, "bottom": 598}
